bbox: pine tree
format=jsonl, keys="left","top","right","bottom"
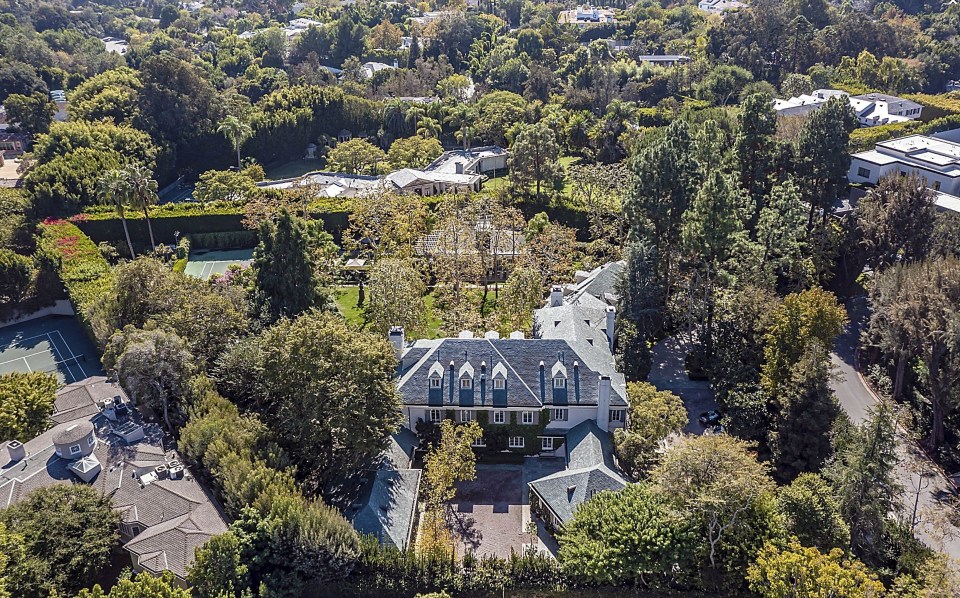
{"left": 734, "top": 93, "right": 778, "bottom": 228}
{"left": 794, "top": 96, "right": 857, "bottom": 228}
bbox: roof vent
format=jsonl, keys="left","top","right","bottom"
{"left": 6, "top": 440, "right": 25, "bottom": 462}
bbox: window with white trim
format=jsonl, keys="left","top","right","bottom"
{"left": 508, "top": 436, "right": 524, "bottom": 449}
{"left": 471, "top": 437, "right": 486, "bottom": 448}
{"left": 460, "top": 410, "right": 474, "bottom": 422}
{"left": 609, "top": 409, "right": 624, "bottom": 422}
{"left": 521, "top": 411, "right": 535, "bottom": 424}
{"left": 429, "top": 409, "right": 443, "bottom": 423}
{"left": 493, "top": 410, "right": 506, "bottom": 424}
{"left": 70, "top": 445, "right": 81, "bottom": 455}
{"left": 430, "top": 377, "right": 441, "bottom": 388}
{"left": 553, "top": 377, "right": 566, "bottom": 388}
{"left": 87, "top": 436, "right": 95, "bottom": 447}
{"left": 552, "top": 408, "right": 568, "bottom": 421}
{"left": 541, "top": 437, "right": 553, "bottom": 451}
{"left": 460, "top": 378, "right": 473, "bottom": 389}
{"left": 493, "top": 378, "right": 505, "bottom": 390}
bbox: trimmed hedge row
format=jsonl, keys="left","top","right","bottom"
{"left": 36, "top": 220, "right": 112, "bottom": 339}
{"left": 75, "top": 200, "right": 353, "bottom": 248}
{"left": 849, "top": 114, "right": 960, "bottom": 153}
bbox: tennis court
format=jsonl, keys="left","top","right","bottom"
{"left": 0, "top": 315, "right": 103, "bottom": 385}
{"left": 184, "top": 249, "right": 253, "bottom": 280}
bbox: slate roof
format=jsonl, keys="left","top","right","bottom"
{"left": 350, "top": 468, "right": 421, "bottom": 548}
{"left": 397, "top": 338, "right": 628, "bottom": 409}
{"left": 0, "top": 377, "right": 227, "bottom": 581}
{"left": 571, "top": 260, "right": 624, "bottom": 304}
{"left": 349, "top": 430, "right": 422, "bottom": 548}
{"left": 529, "top": 420, "right": 628, "bottom": 526}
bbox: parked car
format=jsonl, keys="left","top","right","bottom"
{"left": 698, "top": 410, "right": 722, "bottom": 426}
{"left": 703, "top": 424, "right": 725, "bottom": 436}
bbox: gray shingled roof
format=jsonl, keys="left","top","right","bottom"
{"left": 397, "top": 338, "right": 628, "bottom": 409}
{"left": 0, "top": 377, "right": 227, "bottom": 581}
{"left": 528, "top": 420, "right": 628, "bottom": 526}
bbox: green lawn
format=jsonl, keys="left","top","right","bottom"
{"left": 334, "top": 286, "right": 365, "bottom": 328}
{"left": 265, "top": 159, "right": 324, "bottom": 180}
{"left": 334, "top": 286, "right": 505, "bottom": 339}
{"left": 480, "top": 155, "right": 582, "bottom": 198}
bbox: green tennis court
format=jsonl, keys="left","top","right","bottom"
{"left": 0, "top": 315, "right": 103, "bottom": 385}
{"left": 184, "top": 249, "right": 254, "bottom": 280}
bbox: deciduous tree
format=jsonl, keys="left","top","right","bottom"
{"left": 746, "top": 538, "right": 885, "bottom": 598}
{"left": 1, "top": 485, "right": 119, "bottom": 598}
{"left": 364, "top": 258, "right": 427, "bottom": 337}
{"left": 777, "top": 473, "right": 851, "bottom": 552}
{"left": 422, "top": 419, "right": 483, "bottom": 510}
{"left": 327, "top": 138, "right": 387, "bottom": 175}
{"left": 614, "top": 382, "right": 687, "bottom": 479}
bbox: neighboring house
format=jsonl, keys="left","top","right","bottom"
{"left": 635, "top": 54, "right": 691, "bottom": 67}
{"left": 425, "top": 145, "right": 509, "bottom": 175}
{"left": 528, "top": 420, "right": 628, "bottom": 531}
{"left": 774, "top": 89, "right": 923, "bottom": 126}
{"left": 50, "top": 90, "right": 68, "bottom": 123}
{"left": 256, "top": 145, "right": 509, "bottom": 199}
{"left": 558, "top": 5, "right": 617, "bottom": 27}
{"left": 348, "top": 429, "right": 421, "bottom": 549}
{"left": 0, "top": 377, "right": 228, "bottom": 585}
{"left": 391, "top": 328, "right": 629, "bottom": 454}
{"left": 361, "top": 61, "right": 397, "bottom": 79}
{"left": 698, "top": 0, "right": 745, "bottom": 13}
{"left": 409, "top": 11, "right": 454, "bottom": 26}
{"left": 0, "top": 132, "right": 30, "bottom": 155}
{"left": 258, "top": 171, "right": 384, "bottom": 198}
{"left": 848, "top": 132, "right": 960, "bottom": 203}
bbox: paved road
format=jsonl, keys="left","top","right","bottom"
{"left": 832, "top": 298, "right": 960, "bottom": 558}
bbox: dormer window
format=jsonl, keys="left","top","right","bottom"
{"left": 430, "top": 377, "right": 441, "bottom": 388}
{"left": 70, "top": 445, "right": 81, "bottom": 455}
{"left": 553, "top": 377, "right": 566, "bottom": 389}
{"left": 460, "top": 378, "right": 473, "bottom": 389}
{"left": 493, "top": 378, "right": 505, "bottom": 390}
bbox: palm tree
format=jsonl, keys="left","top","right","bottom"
{"left": 404, "top": 105, "right": 426, "bottom": 136}
{"left": 445, "top": 105, "right": 476, "bottom": 151}
{"left": 98, "top": 170, "right": 135, "bottom": 259}
{"left": 218, "top": 115, "right": 253, "bottom": 169}
{"left": 416, "top": 116, "right": 442, "bottom": 139}
{"left": 122, "top": 164, "right": 159, "bottom": 249}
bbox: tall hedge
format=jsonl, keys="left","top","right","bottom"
{"left": 36, "top": 219, "right": 112, "bottom": 338}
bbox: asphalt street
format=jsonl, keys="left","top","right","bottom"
{"left": 832, "top": 297, "right": 960, "bottom": 559}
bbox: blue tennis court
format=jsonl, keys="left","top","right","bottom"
{"left": 0, "top": 315, "right": 103, "bottom": 385}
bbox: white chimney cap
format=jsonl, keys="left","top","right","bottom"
{"left": 458, "top": 330, "right": 474, "bottom": 339}
{"left": 509, "top": 331, "right": 525, "bottom": 339}
{"left": 484, "top": 331, "right": 500, "bottom": 339}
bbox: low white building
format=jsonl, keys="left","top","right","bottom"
{"left": 774, "top": 89, "right": 923, "bottom": 127}
{"left": 100, "top": 37, "right": 129, "bottom": 54}
{"left": 849, "top": 131, "right": 960, "bottom": 210}
{"left": 558, "top": 5, "right": 617, "bottom": 27}
{"left": 698, "top": 0, "right": 745, "bottom": 13}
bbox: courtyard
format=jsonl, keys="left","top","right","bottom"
{"left": 448, "top": 458, "right": 565, "bottom": 558}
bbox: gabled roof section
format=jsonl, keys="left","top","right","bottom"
{"left": 397, "top": 338, "right": 626, "bottom": 408}
{"left": 458, "top": 361, "right": 475, "bottom": 379}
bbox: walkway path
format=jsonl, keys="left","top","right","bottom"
{"left": 832, "top": 297, "right": 960, "bottom": 559}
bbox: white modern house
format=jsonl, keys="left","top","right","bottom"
{"left": 698, "top": 0, "right": 745, "bottom": 13}
{"left": 774, "top": 89, "right": 923, "bottom": 127}
{"left": 849, "top": 133, "right": 960, "bottom": 197}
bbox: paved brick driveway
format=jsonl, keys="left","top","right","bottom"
{"left": 451, "top": 459, "right": 564, "bottom": 558}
